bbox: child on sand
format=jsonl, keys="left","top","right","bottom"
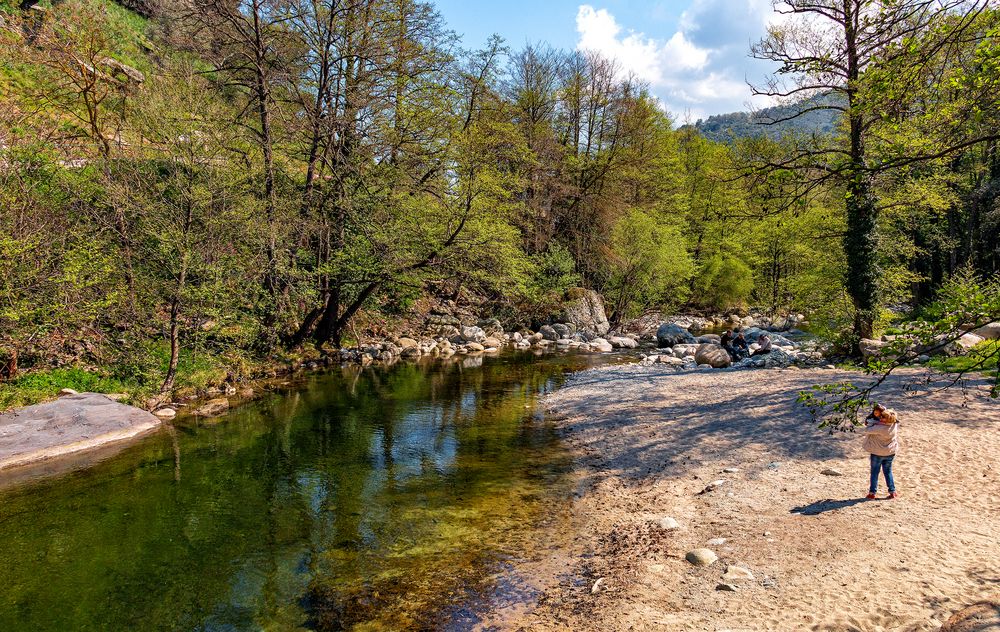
{"left": 863, "top": 404, "right": 899, "bottom": 499}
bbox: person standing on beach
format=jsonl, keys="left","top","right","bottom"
{"left": 863, "top": 405, "right": 899, "bottom": 499}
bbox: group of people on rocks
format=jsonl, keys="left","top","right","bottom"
{"left": 719, "top": 327, "right": 771, "bottom": 361}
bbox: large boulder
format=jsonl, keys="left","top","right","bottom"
{"left": 559, "top": 288, "right": 610, "bottom": 335}
{"left": 972, "top": 322, "right": 1000, "bottom": 340}
{"left": 460, "top": 326, "right": 487, "bottom": 343}
{"left": 552, "top": 323, "right": 576, "bottom": 339}
{"left": 695, "top": 343, "right": 732, "bottom": 368}
{"left": 942, "top": 333, "right": 985, "bottom": 356}
{"left": 538, "top": 325, "right": 560, "bottom": 341}
{"left": 859, "top": 338, "right": 887, "bottom": 359}
{"left": 657, "top": 323, "right": 697, "bottom": 348}
{"left": 763, "top": 348, "right": 795, "bottom": 368}
{"left": 590, "top": 338, "right": 613, "bottom": 352}
{"left": 608, "top": 336, "right": 638, "bottom": 349}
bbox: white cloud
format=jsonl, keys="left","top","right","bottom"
{"left": 576, "top": 5, "right": 708, "bottom": 85}
{"left": 574, "top": 2, "right": 782, "bottom": 120}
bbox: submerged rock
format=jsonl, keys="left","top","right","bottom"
{"left": 194, "top": 398, "right": 229, "bottom": 417}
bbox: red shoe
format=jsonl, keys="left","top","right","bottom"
{"left": 888, "top": 492, "right": 898, "bottom": 499}
{"left": 865, "top": 493, "right": 876, "bottom": 499}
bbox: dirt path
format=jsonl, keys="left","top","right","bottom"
{"left": 487, "top": 365, "right": 1000, "bottom": 631}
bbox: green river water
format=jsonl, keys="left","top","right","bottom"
{"left": 0, "top": 351, "right": 615, "bottom": 631}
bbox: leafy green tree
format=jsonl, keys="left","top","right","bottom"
{"left": 604, "top": 208, "right": 693, "bottom": 326}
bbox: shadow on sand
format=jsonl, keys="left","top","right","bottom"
{"left": 789, "top": 497, "right": 885, "bottom": 515}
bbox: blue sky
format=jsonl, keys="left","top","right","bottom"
{"left": 432, "top": 0, "right": 781, "bottom": 121}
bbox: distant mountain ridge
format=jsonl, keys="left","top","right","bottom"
{"left": 693, "top": 94, "right": 843, "bottom": 143}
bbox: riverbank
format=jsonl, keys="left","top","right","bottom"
{"left": 0, "top": 392, "right": 161, "bottom": 473}
{"left": 490, "top": 365, "right": 1000, "bottom": 631}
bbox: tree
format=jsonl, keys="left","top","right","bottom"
{"left": 604, "top": 208, "right": 693, "bottom": 326}
{"left": 749, "top": 0, "right": 993, "bottom": 346}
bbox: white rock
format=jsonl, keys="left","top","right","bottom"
{"left": 152, "top": 407, "right": 177, "bottom": 419}
{"left": 591, "top": 577, "right": 606, "bottom": 594}
{"left": 707, "top": 537, "right": 727, "bottom": 546}
{"left": 686, "top": 549, "right": 718, "bottom": 566}
{"left": 723, "top": 565, "right": 755, "bottom": 582}
{"left": 653, "top": 516, "right": 679, "bottom": 530}
{"left": 701, "top": 479, "right": 727, "bottom": 493}
{"left": 59, "top": 388, "right": 78, "bottom": 396}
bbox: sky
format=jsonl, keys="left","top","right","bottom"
{"left": 431, "top": 0, "right": 782, "bottom": 122}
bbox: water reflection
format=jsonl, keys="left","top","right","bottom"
{"left": 0, "top": 351, "right": 614, "bottom": 631}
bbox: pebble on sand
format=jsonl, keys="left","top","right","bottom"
{"left": 686, "top": 549, "right": 718, "bottom": 566}
{"left": 821, "top": 468, "right": 844, "bottom": 476}
{"left": 716, "top": 583, "right": 738, "bottom": 591}
{"left": 591, "top": 578, "right": 606, "bottom": 594}
{"left": 700, "top": 479, "right": 727, "bottom": 494}
{"left": 653, "top": 516, "right": 680, "bottom": 530}
{"left": 723, "top": 565, "right": 755, "bottom": 582}
{"left": 707, "top": 538, "right": 727, "bottom": 546}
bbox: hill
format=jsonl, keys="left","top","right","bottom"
{"left": 693, "top": 93, "right": 842, "bottom": 143}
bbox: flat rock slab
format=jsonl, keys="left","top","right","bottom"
{"left": 0, "top": 393, "right": 161, "bottom": 471}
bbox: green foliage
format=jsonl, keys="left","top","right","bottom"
{"left": 0, "top": 367, "right": 136, "bottom": 411}
{"left": 693, "top": 255, "right": 754, "bottom": 312}
{"left": 530, "top": 244, "right": 580, "bottom": 299}
{"left": 604, "top": 208, "right": 694, "bottom": 322}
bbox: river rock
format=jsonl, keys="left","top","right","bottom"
{"left": 764, "top": 348, "right": 796, "bottom": 369}
{"left": 723, "top": 565, "right": 755, "bottom": 582}
{"left": 950, "top": 333, "right": 984, "bottom": 355}
{"left": 701, "top": 479, "right": 727, "bottom": 493}
{"left": 695, "top": 343, "right": 731, "bottom": 369}
{"left": 559, "top": 288, "right": 610, "bottom": 335}
{"left": 477, "top": 318, "right": 504, "bottom": 336}
{"left": 466, "top": 342, "right": 485, "bottom": 352}
{"left": 539, "top": 325, "right": 560, "bottom": 341}
{"left": 657, "top": 323, "right": 697, "bottom": 347}
{"left": 552, "top": 323, "right": 575, "bottom": 339}
{"left": 590, "top": 338, "right": 613, "bottom": 352}
{"left": 609, "top": 336, "right": 638, "bottom": 349}
{"left": 462, "top": 326, "right": 488, "bottom": 343}
{"left": 397, "top": 337, "right": 418, "bottom": 349}
{"left": 483, "top": 337, "right": 502, "bottom": 349}
{"left": 672, "top": 344, "right": 698, "bottom": 358}
{"left": 194, "top": 398, "right": 229, "bottom": 417}
{"left": 860, "top": 338, "right": 887, "bottom": 359}
{"left": 972, "top": 321, "right": 1000, "bottom": 340}
{"left": 686, "top": 549, "right": 718, "bottom": 566}
{"left": 152, "top": 407, "right": 176, "bottom": 419}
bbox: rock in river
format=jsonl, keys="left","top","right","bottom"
{"left": 657, "top": 323, "right": 696, "bottom": 348}
{"left": 194, "top": 398, "right": 230, "bottom": 417}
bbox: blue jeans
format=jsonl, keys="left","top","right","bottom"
{"left": 869, "top": 454, "right": 896, "bottom": 493}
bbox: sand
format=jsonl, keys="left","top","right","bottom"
{"left": 0, "top": 392, "right": 161, "bottom": 474}
{"left": 489, "top": 365, "right": 1000, "bottom": 631}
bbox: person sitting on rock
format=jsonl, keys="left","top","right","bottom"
{"left": 752, "top": 333, "right": 772, "bottom": 356}
{"left": 720, "top": 329, "right": 737, "bottom": 360}
{"left": 733, "top": 330, "right": 750, "bottom": 360}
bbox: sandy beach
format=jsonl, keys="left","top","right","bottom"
{"left": 489, "top": 365, "right": 1000, "bottom": 631}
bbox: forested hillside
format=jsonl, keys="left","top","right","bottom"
{"left": 1, "top": 0, "right": 999, "bottom": 405}
{"left": 693, "top": 94, "right": 841, "bottom": 142}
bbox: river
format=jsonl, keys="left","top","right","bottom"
{"left": 0, "top": 350, "right": 623, "bottom": 631}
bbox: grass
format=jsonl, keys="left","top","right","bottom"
{"left": 928, "top": 340, "right": 1000, "bottom": 376}
{"left": 0, "top": 367, "right": 139, "bottom": 411}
